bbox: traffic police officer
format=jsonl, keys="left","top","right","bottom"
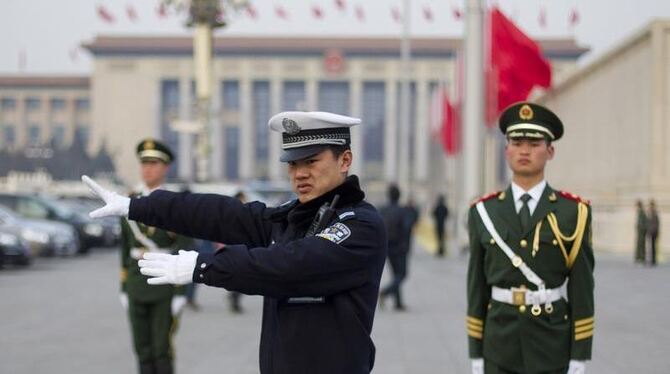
{"left": 83, "top": 112, "right": 387, "bottom": 374}
{"left": 467, "top": 103, "right": 595, "bottom": 374}
{"left": 120, "top": 139, "right": 193, "bottom": 374}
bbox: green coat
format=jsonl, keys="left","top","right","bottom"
{"left": 120, "top": 216, "right": 191, "bottom": 302}
{"left": 467, "top": 185, "right": 595, "bottom": 372}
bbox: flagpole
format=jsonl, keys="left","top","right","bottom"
{"left": 398, "top": 0, "right": 412, "bottom": 195}
{"left": 460, "top": 0, "right": 485, "bottom": 242}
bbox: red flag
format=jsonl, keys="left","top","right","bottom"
{"left": 452, "top": 6, "right": 463, "bottom": 21}
{"left": 355, "top": 5, "right": 365, "bottom": 22}
{"left": 126, "top": 4, "right": 138, "bottom": 22}
{"left": 391, "top": 6, "right": 401, "bottom": 23}
{"left": 97, "top": 5, "right": 115, "bottom": 23}
{"left": 442, "top": 93, "right": 461, "bottom": 155}
{"left": 275, "top": 5, "right": 288, "bottom": 20}
{"left": 334, "top": 0, "right": 346, "bottom": 11}
{"left": 488, "top": 7, "right": 552, "bottom": 124}
{"left": 157, "top": 3, "right": 167, "bottom": 19}
{"left": 569, "top": 8, "right": 579, "bottom": 27}
{"left": 312, "top": 5, "right": 324, "bottom": 19}
{"left": 246, "top": 4, "right": 258, "bottom": 19}
{"left": 538, "top": 7, "right": 547, "bottom": 29}
{"left": 423, "top": 5, "right": 433, "bottom": 22}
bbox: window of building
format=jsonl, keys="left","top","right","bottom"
{"left": 253, "top": 81, "right": 270, "bottom": 172}
{"left": 160, "top": 80, "right": 180, "bottom": 180}
{"left": 28, "top": 124, "right": 41, "bottom": 145}
{"left": 1, "top": 98, "right": 16, "bottom": 111}
{"left": 222, "top": 80, "right": 240, "bottom": 110}
{"left": 224, "top": 127, "right": 240, "bottom": 180}
{"left": 362, "top": 82, "right": 385, "bottom": 179}
{"left": 75, "top": 125, "right": 89, "bottom": 148}
{"left": 75, "top": 98, "right": 90, "bottom": 111}
{"left": 318, "top": 81, "right": 349, "bottom": 114}
{"left": 282, "top": 81, "right": 306, "bottom": 110}
{"left": 52, "top": 124, "right": 66, "bottom": 148}
{"left": 50, "top": 98, "right": 66, "bottom": 111}
{"left": 26, "top": 97, "right": 41, "bottom": 111}
{"left": 3, "top": 125, "right": 15, "bottom": 146}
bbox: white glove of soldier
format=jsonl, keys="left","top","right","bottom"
{"left": 568, "top": 360, "right": 586, "bottom": 374}
{"left": 119, "top": 293, "right": 128, "bottom": 310}
{"left": 171, "top": 295, "right": 187, "bottom": 316}
{"left": 138, "top": 250, "right": 198, "bottom": 285}
{"left": 82, "top": 175, "right": 130, "bottom": 218}
{"left": 471, "top": 358, "right": 484, "bottom": 374}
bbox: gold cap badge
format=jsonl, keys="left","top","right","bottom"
{"left": 144, "top": 140, "right": 155, "bottom": 150}
{"left": 519, "top": 104, "right": 534, "bottom": 120}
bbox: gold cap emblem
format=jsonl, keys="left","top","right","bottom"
{"left": 519, "top": 104, "right": 534, "bottom": 120}
{"left": 144, "top": 140, "right": 155, "bottom": 150}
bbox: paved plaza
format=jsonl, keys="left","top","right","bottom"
{"left": 1, "top": 244, "right": 668, "bottom": 373}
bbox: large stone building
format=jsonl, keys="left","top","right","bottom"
{"left": 0, "top": 34, "right": 586, "bottom": 204}
{"left": 538, "top": 20, "right": 670, "bottom": 256}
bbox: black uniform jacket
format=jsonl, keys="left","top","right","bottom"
{"left": 129, "top": 176, "right": 387, "bottom": 374}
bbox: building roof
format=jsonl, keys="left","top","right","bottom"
{"left": 0, "top": 76, "right": 90, "bottom": 89}
{"left": 83, "top": 35, "right": 589, "bottom": 59}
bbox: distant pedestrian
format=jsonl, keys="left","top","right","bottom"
{"left": 648, "top": 199, "right": 659, "bottom": 266}
{"left": 379, "top": 184, "right": 410, "bottom": 311}
{"left": 404, "top": 197, "right": 419, "bottom": 253}
{"left": 635, "top": 200, "right": 647, "bottom": 264}
{"left": 432, "top": 194, "right": 449, "bottom": 257}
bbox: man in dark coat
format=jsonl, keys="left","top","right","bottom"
{"left": 647, "top": 199, "right": 659, "bottom": 266}
{"left": 83, "top": 111, "right": 387, "bottom": 374}
{"left": 433, "top": 194, "right": 449, "bottom": 257}
{"left": 379, "top": 184, "right": 410, "bottom": 311}
{"left": 635, "top": 200, "right": 647, "bottom": 264}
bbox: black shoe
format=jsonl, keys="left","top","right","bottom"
{"left": 394, "top": 304, "right": 407, "bottom": 312}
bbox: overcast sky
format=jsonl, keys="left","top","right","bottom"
{"left": 2, "top": 0, "right": 670, "bottom": 75}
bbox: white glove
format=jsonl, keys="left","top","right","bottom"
{"left": 119, "top": 293, "right": 128, "bottom": 310}
{"left": 171, "top": 295, "right": 187, "bottom": 316}
{"left": 471, "top": 358, "right": 484, "bottom": 374}
{"left": 82, "top": 175, "right": 130, "bottom": 219}
{"left": 568, "top": 360, "right": 586, "bottom": 374}
{"left": 138, "top": 250, "right": 198, "bottom": 285}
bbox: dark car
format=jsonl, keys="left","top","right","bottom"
{"left": 0, "top": 226, "right": 31, "bottom": 268}
{"left": 0, "top": 193, "right": 104, "bottom": 254}
{"left": 55, "top": 197, "right": 121, "bottom": 247}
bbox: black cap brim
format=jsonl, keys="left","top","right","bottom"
{"left": 280, "top": 145, "right": 327, "bottom": 162}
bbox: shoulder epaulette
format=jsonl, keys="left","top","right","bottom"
{"left": 471, "top": 191, "right": 501, "bottom": 207}
{"left": 558, "top": 190, "right": 590, "bottom": 205}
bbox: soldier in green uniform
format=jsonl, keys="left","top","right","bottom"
{"left": 635, "top": 200, "right": 647, "bottom": 264}
{"left": 466, "top": 102, "right": 595, "bottom": 374}
{"left": 120, "top": 139, "right": 192, "bottom": 374}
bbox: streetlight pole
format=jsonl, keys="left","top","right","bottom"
{"left": 398, "top": 0, "right": 412, "bottom": 195}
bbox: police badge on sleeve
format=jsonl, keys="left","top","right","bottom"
{"left": 316, "top": 223, "right": 351, "bottom": 244}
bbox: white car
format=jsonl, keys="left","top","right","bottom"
{"left": 0, "top": 205, "right": 79, "bottom": 257}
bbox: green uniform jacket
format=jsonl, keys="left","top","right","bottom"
{"left": 467, "top": 185, "right": 595, "bottom": 372}
{"left": 120, "top": 210, "right": 192, "bottom": 303}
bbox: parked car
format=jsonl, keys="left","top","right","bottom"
{"left": 0, "top": 205, "right": 79, "bottom": 257}
{"left": 0, "top": 193, "right": 101, "bottom": 253}
{"left": 0, "top": 226, "right": 31, "bottom": 267}
{"left": 55, "top": 197, "right": 121, "bottom": 247}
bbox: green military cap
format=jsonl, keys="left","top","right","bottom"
{"left": 499, "top": 102, "right": 563, "bottom": 141}
{"left": 136, "top": 138, "right": 173, "bottom": 164}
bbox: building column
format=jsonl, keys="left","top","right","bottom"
{"left": 384, "top": 78, "right": 398, "bottom": 182}
{"left": 210, "top": 78, "right": 223, "bottom": 180}
{"left": 239, "top": 77, "right": 254, "bottom": 181}
{"left": 414, "top": 78, "right": 430, "bottom": 184}
{"left": 349, "top": 79, "right": 363, "bottom": 176}
{"left": 177, "top": 75, "right": 194, "bottom": 182}
{"left": 269, "top": 77, "right": 283, "bottom": 181}
{"left": 306, "top": 79, "right": 318, "bottom": 112}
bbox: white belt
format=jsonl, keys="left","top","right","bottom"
{"left": 130, "top": 247, "right": 172, "bottom": 260}
{"left": 491, "top": 281, "right": 568, "bottom": 315}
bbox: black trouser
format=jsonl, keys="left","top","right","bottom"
{"left": 128, "top": 297, "right": 177, "bottom": 374}
{"left": 635, "top": 230, "right": 646, "bottom": 262}
{"left": 436, "top": 227, "right": 446, "bottom": 256}
{"left": 649, "top": 233, "right": 658, "bottom": 265}
{"left": 381, "top": 251, "right": 408, "bottom": 308}
{"left": 484, "top": 360, "right": 567, "bottom": 374}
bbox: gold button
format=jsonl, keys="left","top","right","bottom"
{"left": 552, "top": 239, "right": 558, "bottom": 245}
{"left": 520, "top": 239, "right": 528, "bottom": 248}
{"left": 490, "top": 238, "right": 496, "bottom": 245}
{"left": 519, "top": 305, "right": 526, "bottom": 313}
